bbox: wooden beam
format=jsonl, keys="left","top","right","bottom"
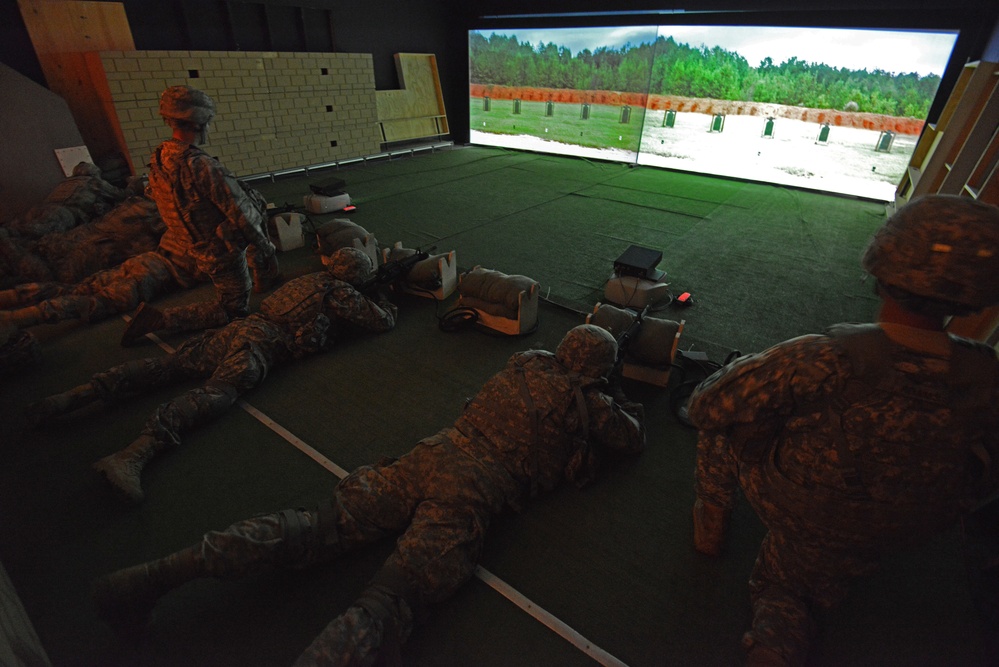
{"left": 17, "top": 0, "right": 136, "bottom": 163}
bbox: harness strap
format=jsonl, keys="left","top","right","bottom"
{"left": 513, "top": 365, "right": 541, "bottom": 495}
{"left": 154, "top": 147, "right": 211, "bottom": 245}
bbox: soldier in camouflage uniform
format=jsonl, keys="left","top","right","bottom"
{"left": 687, "top": 194, "right": 999, "bottom": 666}
{"left": 1, "top": 162, "right": 129, "bottom": 239}
{"left": 89, "top": 324, "right": 645, "bottom": 665}
{"left": 120, "top": 85, "right": 280, "bottom": 346}
{"left": 28, "top": 248, "right": 396, "bottom": 504}
{"left": 0, "top": 226, "right": 205, "bottom": 330}
{"left": 0, "top": 194, "right": 164, "bottom": 289}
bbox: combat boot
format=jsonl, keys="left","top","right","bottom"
{"left": 0, "top": 305, "right": 44, "bottom": 329}
{"left": 692, "top": 497, "right": 730, "bottom": 557}
{"left": 92, "top": 544, "right": 204, "bottom": 634}
{"left": 26, "top": 383, "right": 98, "bottom": 425}
{"left": 120, "top": 302, "right": 165, "bottom": 346}
{"left": 92, "top": 434, "right": 166, "bottom": 503}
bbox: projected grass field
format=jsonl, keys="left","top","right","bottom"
{"left": 470, "top": 99, "right": 647, "bottom": 154}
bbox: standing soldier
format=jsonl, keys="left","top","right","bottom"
{"left": 89, "top": 324, "right": 645, "bottom": 665}
{"left": 688, "top": 195, "right": 999, "bottom": 665}
{"left": 29, "top": 248, "right": 396, "bottom": 504}
{"left": 121, "top": 85, "right": 280, "bottom": 345}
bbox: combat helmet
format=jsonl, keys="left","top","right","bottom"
{"left": 862, "top": 194, "right": 999, "bottom": 314}
{"left": 556, "top": 324, "right": 618, "bottom": 378}
{"left": 323, "top": 247, "right": 374, "bottom": 286}
{"left": 72, "top": 162, "right": 102, "bottom": 178}
{"left": 158, "top": 86, "right": 216, "bottom": 126}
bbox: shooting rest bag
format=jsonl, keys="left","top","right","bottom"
{"left": 590, "top": 303, "right": 682, "bottom": 366}
{"left": 268, "top": 212, "right": 306, "bottom": 251}
{"left": 315, "top": 219, "right": 378, "bottom": 255}
{"left": 459, "top": 267, "right": 539, "bottom": 319}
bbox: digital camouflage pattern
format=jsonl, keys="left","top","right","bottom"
{"left": 92, "top": 329, "right": 645, "bottom": 665}
{"left": 321, "top": 246, "right": 373, "bottom": 286}
{"left": 159, "top": 86, "right": 215, "bottom": 125}
{"left": 0, "top": 236, "right": 203, "bottom": 329}
{"left": 2, "top": 169, "right": 127, "bottom": 239}
{"left": 148, "top": 137, "right": 276, "bottom": 323}
{"left": 689, "top": 324, "right": 999, "bottom": 664}
{"left": 38, "top": 269, "right": 396, "bottom": 457}
{"left": 37, "top": 195, "right": 165, "bottom": 285}
{"left": 0, "top": 196, "right": 166, "bottom": 289}
{"left": 554, "top": 323, "right": 617, "bottom": 378}
{"left": 862, "top": 195, "right": 999, "bottom": 310}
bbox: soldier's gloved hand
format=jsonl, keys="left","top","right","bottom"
{"left": 378, "top": 295, "right": 399, "bottom": 320}
{"left": 252, "top": 252, "right": 281, "bottom": 294}
{"left": 124, "top": 175, "right": 147, "bottom": 197}
{"left": 619, "top": 398, "right": 645, "bottom": 423}
{"left": 292, "top": 313, "right": 330, "bottom": 358}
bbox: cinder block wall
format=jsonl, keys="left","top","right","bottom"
{"left": 97, "top": 50, "right": 383, "bottom": 177}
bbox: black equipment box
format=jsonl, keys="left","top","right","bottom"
{"left": 310, "top": 177, "right": 347, "bottom": 197}
{"left": 614, "top": 245, "right": 664, "bottom": 280}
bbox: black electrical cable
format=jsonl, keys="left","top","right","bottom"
{"left": 438, "top": 306, "right": 479, "bottom": 332}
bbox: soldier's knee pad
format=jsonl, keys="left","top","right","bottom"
{"left": 276, "top": 508, "right": 313, "bottom": 565}
{"left": 355, "top": 573, "right": 418, "bottom": 651}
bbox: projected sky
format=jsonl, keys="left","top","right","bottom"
{"left": 470, "top": 26, "right": 957, "bottom": 76}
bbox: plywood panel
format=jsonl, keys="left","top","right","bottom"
{"left": 18, "top": 0, "right": 135, "bottom": 162}
{"left": 0, "top": 62, "right": 88, "bottom": 222}
{"left": 376, "top": 53, "right": 448, "bottom": 142}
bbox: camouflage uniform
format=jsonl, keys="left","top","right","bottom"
{"left": 90, "top": 325, "right": 645, "bottom": 666}
{"left": 0, "top": 228, "right": 203, "bottom": 328}
{"left": 91, "top": 271, "right": 395, "bottom": 445}
{"left": 2, "top": 162, "right": 127, "bottom": 239}
{"left": 0, "top": 195, "right": 164, "bottom": 289}
{"left": 31, "top": 250, "right": 396, "bottom": 504}
{"left": 147, "top": 136, "right": 275, "bottom": 328}
{"left": 689, "top": 324, "right": 999, "bottom": 664}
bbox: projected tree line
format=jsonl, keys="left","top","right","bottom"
{"left": 469, "top": 32, "right": 941, "bottom": 118}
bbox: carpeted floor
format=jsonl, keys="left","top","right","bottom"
{"left": 0, "top": 145, "right": 992, "bottom": 666}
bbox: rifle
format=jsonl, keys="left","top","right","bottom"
{"left": 615, "top": 305, "right": 650, "bottom": 364}
{"left": 360, "top": 246, "right": 436, "bottom": 292}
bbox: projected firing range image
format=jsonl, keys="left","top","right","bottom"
{"left": 468, "top": 25, "right": 957, "bottom": 201}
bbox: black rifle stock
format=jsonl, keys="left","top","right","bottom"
{"left": 361, "top": 246, "right": 436, "bottom": 292}
{"left": 616, "top": 305, "right": 650, "bottom": 364}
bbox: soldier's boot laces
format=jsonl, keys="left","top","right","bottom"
{"left": 26, "top": 384, "right": 97, "bottom": 426}
{"left": 0, "top": 306, "right": 44, "bottom": 329}
{"left": 92, "top": 545, "right": 203, "bottom": 634}
{"left": 692, "top": 498, "right": 730, "bottom": 557}
{"left": 92, "top": 434, "right": 164, "bottom": 504}
{"left": 120, "top": 302, "right": 165, "bottom": 346}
